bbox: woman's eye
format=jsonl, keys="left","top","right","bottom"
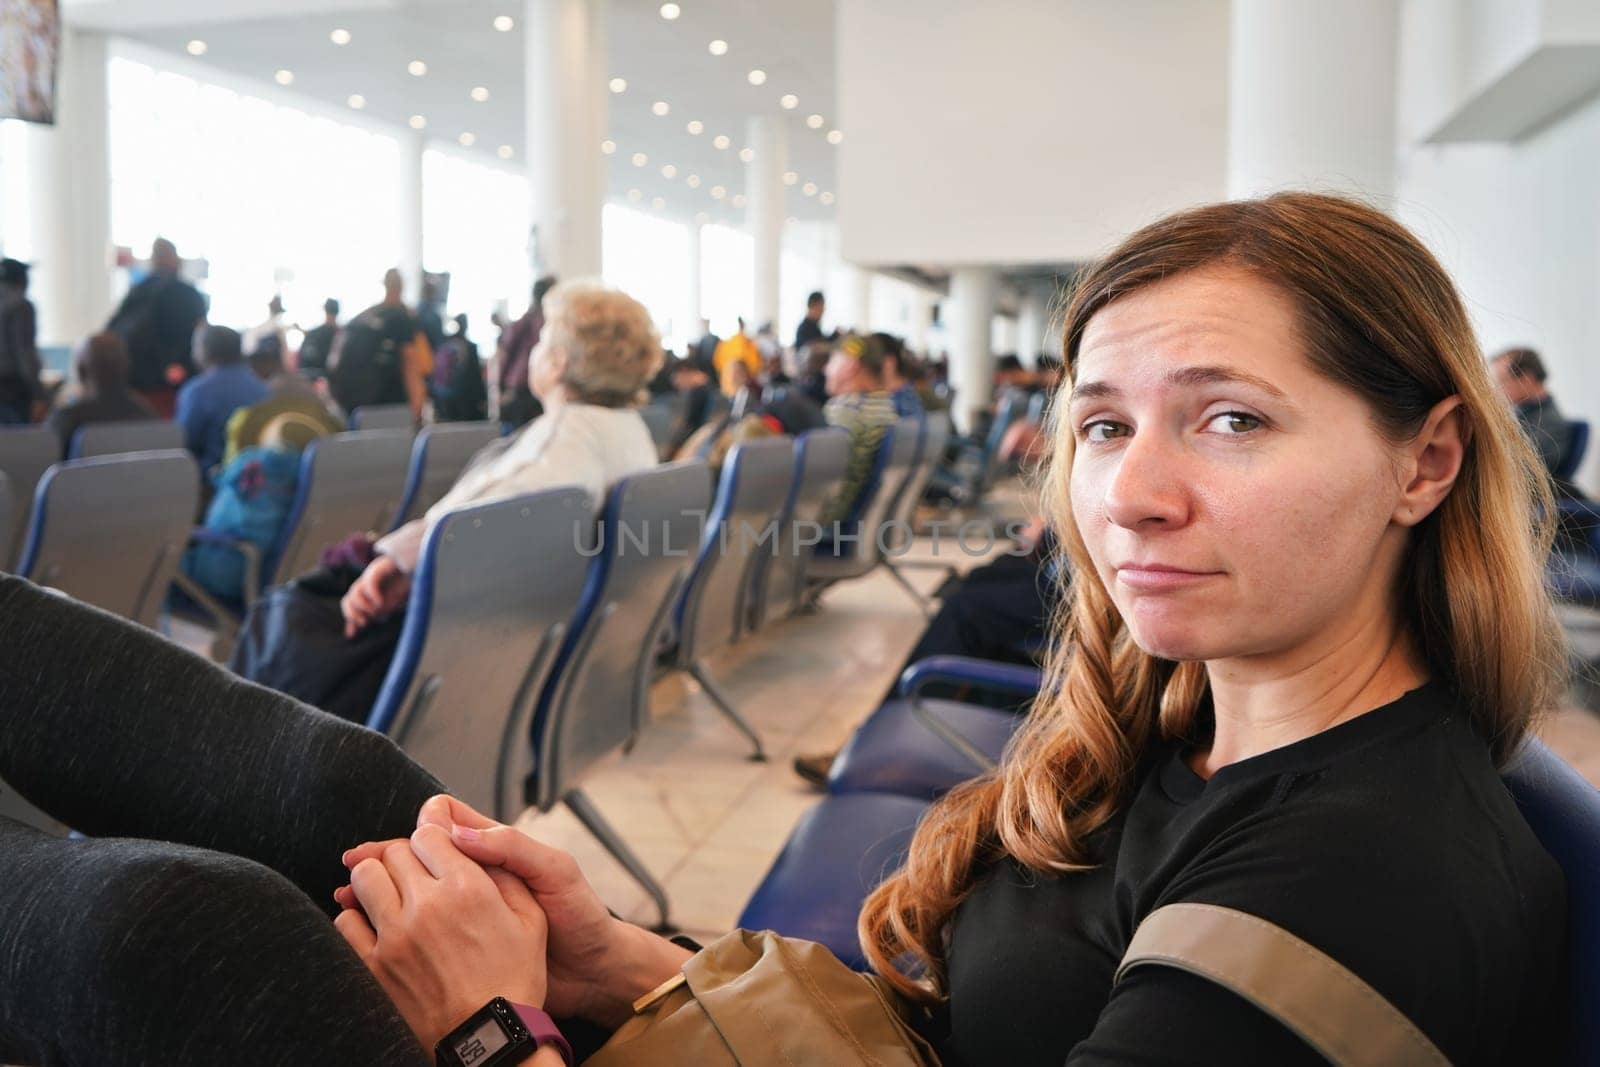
{"left": 1206, "top": 411, "right": 1263, "bottom": 435}
{"left": 1083, "top": 419, "right": 1130, "bottom": 442}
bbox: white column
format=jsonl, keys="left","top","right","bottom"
{"left": 526, "top": 0, "right": 606, "bottom": 279}
{"left": 1017, "top": 287, "right": 1049, "bottom": 367}
{"left": 845, "top": 266, "right": 873, "bottom": 333}
{"left": 993, "top": 313, "right": 1018, "bottom": 356}
{"left": 746, "top": 116, "right": 786, "bottom": 331}
{"left": 948, "top": 266, "right": 997, "bottom": 434}
{"left": 26, "top": 29, "right": 112, "bottom": 347}
{"left": 684, "top": 219, "right": 703, "bottom": 343}
{"left": 398, "top": 128, "right": 426, "bottom": 303}
{"left": 1228, "top": 0, "right": 1399, "bottom": 200}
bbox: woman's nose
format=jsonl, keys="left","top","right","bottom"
{"left": 1101, "top": 430, "right": 1191, "bottom": 531}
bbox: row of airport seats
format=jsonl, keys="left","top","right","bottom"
{"left": 733, "top": 653, "right": 1600, "bottom": 1066}
{"left": 0, "top": 409, "right": 952, "bottom": 927}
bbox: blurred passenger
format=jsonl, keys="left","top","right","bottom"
{"left": 496, "top": 275, "right": 556, "bottom": 431}
{"left": 797, "top": 345, "right": 831, "bottom": 408}
{"left": 663, "top": 355, "right": 718, "bottom": 458}
{"left": 873, "top": 331, "right": 924, "bottom": 417}
{"left": 819, "top": 334, "right": 898, "bottom": 527}
{"left": 226, "top": 342, "right": 342, "bottom": 468}
{"left": 754, "top": 320, "right": 781, "bottom": 364}
{"left": 1490, "top": 346, "right": 1578, "bottom": 481}
{"left": 296, "top": 299, "right": 341, "bottom": 383}
{"left": 713, "top": 317, "right": 762, "bottom": 396}
{"left": 231, "top": 282, "right": 663, "bottom": 721}
{"left": 242, "top": 295, "right": 288, "bottom": 366}
{"left": 794, "top": 289, "right": 834, "bottom": 356}
{"left": 430, "top": 314, "right": 488, "bottom": 423}
{"left": 45, "top": 333, "right": 156, "bottom": 458}
{"left": 329, "top": 268, "right": 432, "bottom": 422}
{"left": 416, "top": 278, "right": 447, "bottom": 355}
{"left": 691, "top": 317, "right": 720, "bottom": 366}
{"left": 106, "top": 237, "right": 208, "bottom": 416}
{"left": 176, "top": 325, "right": 269, "bottom": 477}
{"left": 0, "top": 257, "right": 41, "bottom": 424}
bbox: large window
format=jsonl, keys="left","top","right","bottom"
{"left": 602, "top": 203, "right": 690, "bottom": 350}
{"left": 107, "top": 57, "right": 402, "bottom": 331}
{"left": 422, "top": 150, "right": 532, "bottom": 331}
{"left": 699, "top": 222, "right": 752, "bottom": 340}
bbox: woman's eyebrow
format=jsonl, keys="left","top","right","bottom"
{"left": 1069, "top": 364, "right": 1290, "bottom": 404}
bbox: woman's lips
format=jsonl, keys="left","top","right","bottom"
{"left": 1113, "top": 565, "right": 1221, "bottom": 591}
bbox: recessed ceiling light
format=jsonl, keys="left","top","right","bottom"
{"left": 712, "top": 134, "right": 730, "bottom": 150}
{"left": 652, "top": 196, "right": 667, "bottom": 210}
{"left": 695, "top": 211, "right": 710, "bottom": 224}
{"left": 732, "top": 193, "right": 747, "bottom": 208}
{"left": 498, "top": 145, "right": 515, "bottom": 160}
{"left": 819, "top": 191, "right": 835, "bottom": 205}
{"left": 747, "top": 69, "right": 767, "bottom": 86}
{"left": 827, "top": 129, "right": 843, "bottom": 145}
{"left": 186, "top": 40, "right": 208, "bottom": 56}
{"left": 609, "top": 77, "right": 627, "bottom": 93}
{"left": 631, "top": 151, "right": 648, "bottom": 166}
{"left": 801, "top": 181, "right": 817, "bottom": 197}
{"left": 686, "top": 120, "right": 704, "bottom": 135}
{"left": 494, "top": 15, "right": 514, "bottom": 32}
{"left": 600, "top": 139, "right": 616, "bottom": 154}
{"left": 347, "top": 94, "right": 366, "bottom": 110}
{"left": 805, "top": 113, "right": 824, "bottom": 129}
{"left": 738, "top": 147, "right": 754, "bottom": 163}
{"left": 459, "top": 132, "right": 476, "bottom": 146}
{"left": 711, "top": 185, "right": 727, "bottom": 200}
{"left": 661, "top": 164, "right": 677, "bottom": 178}
{"left": 408, "top": 60, "right": 428, "bottom": 77}
{"left": 708, "top": 39, "right": 728, "bottom": 56}
{"left": 409, "top": 114, "right": 427, "bottom": 130}
{"left": 471, "top": 86, "right": 490, "bottom": 102}
{"left": 330, "top": 28, "right": 351, "bottom": 45}
{"left": 651, "top": 100, "right": 670, "bottom": 116}
{"left": 685, "top": 174, "right": 701, "bottom": 188}
{"left": 659, "top": 3, "right": 681, "bottom": 20}
{"left": 275, "top": 69, "right": 295, "bottom": 86}
{"left": 781, "top": 171, "right": 798, "bottom": 186}
{"left": 779, "top": 94, "right": 798, "bottom": 109}
{"left": 628, "top": 188, "right": 642, "bottom": 203}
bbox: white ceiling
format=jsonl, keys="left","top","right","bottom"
{"left": 63, "top": 0, "right": 840, "bottom": 229}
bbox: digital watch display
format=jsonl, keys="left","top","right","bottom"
{"left": 434, "top": 998, "right": 571, "bottom": 1067}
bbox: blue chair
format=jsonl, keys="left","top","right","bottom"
{"left": 68, "top": 420, "right": 183, "bottom": 460}
{"left": 879, "top": 417, "right": 953, "bottom": 616}
{"left": 528, "top": 461, "right": 712, "bottom": 927}
{"left": 18, "top": 450, "right": 200, "bottom": 630}
{"left": 742, "top": 427, "right": 850, "bottom": 634}
{"left": 736, "top": 791, "right": 930, "bottom": 970}
{"left": 1556, "top": 420, "right": 1590, "bottom": 482}
{"left": 828, "top": 655, "right": 1039, "bottom": 799}
{"left": 926, "top": 387, "right": 1028, "bottom": 507}
{"left": 349, "top": 404, "right": 415, "bottom": 431}
{"left": 803, "top": 418, "right": 922, "bottom": 596}
{"left": 0, "top": 425, "right": 60, "bottom": 569}
{"left": 667, "top": 436, "right": 796, "bottom": 760}
{"left": 366, "top": 487, "right": 595, "bottom": 822}
{"left": 266, "top": 429, "right": 414, "bottom": 587}
{"left": 392, "top": 421, "right": 500, "bottom": 528}
{"left": 1503, "top": 738, "right": 1600, "bottom": 1066}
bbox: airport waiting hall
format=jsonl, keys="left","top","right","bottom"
{"left": 3, "top": 1, "right": 1600, "bottom": 1065}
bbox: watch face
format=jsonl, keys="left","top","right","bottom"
{"left": 451, "top": 1017, "right": 510, "bottom": 1066}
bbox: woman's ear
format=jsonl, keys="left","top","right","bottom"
{"left": 1394, "top": 395, "right": 1468, "bottom": 528}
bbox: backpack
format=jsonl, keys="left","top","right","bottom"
{"left": 330, "top": 306, "right": 410, "bottom": 412}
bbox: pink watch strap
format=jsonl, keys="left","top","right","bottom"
{"left": 509, "top": 1003, "right": 572, "bottom": 1066}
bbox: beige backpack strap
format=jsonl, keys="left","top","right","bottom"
{"left": 1117, "top": 903, "right": 1450, "bottom": 1067}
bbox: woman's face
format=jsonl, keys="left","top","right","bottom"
{"left": 1067, "top": 266, "right": 1414, "bottom": 665}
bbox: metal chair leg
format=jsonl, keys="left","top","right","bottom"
{"left": 564, "top": 789, "right": 672, "bottom": 932}
{"left": 688, "top": 661, "right": 768, "bottom": 761}
{"left": 882, "top": 561, "right": 934, "bottom": 618}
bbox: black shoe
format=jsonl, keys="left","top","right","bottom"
{"left": 792, "top": 751, "right": 836, "bottom": 790}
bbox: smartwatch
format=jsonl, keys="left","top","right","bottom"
{"left": 434, "top": 997, "right": 572, "bottom": 1067}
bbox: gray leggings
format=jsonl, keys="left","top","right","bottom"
{"left": 0, "top": 576, "right": 444, "bottom": 1065}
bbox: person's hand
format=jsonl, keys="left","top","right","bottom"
{"left": 339, "top": 796, "right": 691, "bottom": 1027}
{"left": 341, "top": 554, "right": 412, "bottom": 638}
{"left": 333, "top": 824, "right": 549, "bottom": 1051}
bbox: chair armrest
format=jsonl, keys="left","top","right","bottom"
{"left": 897, "top": 655, "right": 1043, "bottom": 701}
{"left": 187, "top": 528, "right": 263, "bottom": 609}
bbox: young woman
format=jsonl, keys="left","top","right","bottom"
{"left": 0, "top": 193, "right": 1566, "bottom": 1066}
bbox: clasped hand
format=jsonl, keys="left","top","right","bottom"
{"left": 334, "top": 795, "right": 684, "bottom": 1051}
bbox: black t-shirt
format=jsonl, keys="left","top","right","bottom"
{"left": 108, "top": 275, "right": 208, "bottom": 389}
{"left": 794, "top": 317, "right": 827, "bottom": 351}
{"left": 298, "top": 324, "right": 338, "bottom": 379}
{"left": 939, "top": 682, "right": 1565, "bottom": 1066}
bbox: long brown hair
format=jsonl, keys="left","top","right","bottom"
{"left": 859, "top": 191, "right": 1567, "bottom": 1003}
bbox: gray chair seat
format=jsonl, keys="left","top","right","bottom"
{"left": 394, "top": 421, "right": 501, "bottom": 527}
{"left": 0, "top": 426, "right": 60, "bottom": 569}
{"left": 70, "top": 420, "right": 183, "bottom": 460}
{"left": 268, "top": 430, "right": 413, "bottom": 585}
